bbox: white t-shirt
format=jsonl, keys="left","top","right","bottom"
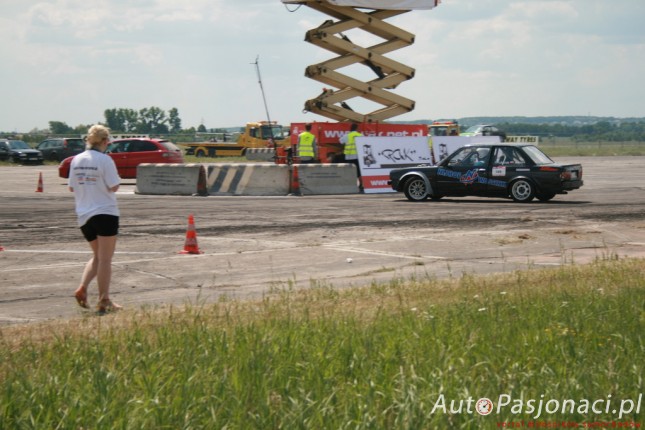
{"left": 68, "top": 149, "right": 121, "bottom": 226}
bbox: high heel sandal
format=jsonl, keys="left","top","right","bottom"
{"left": 97, "top": 299, "right": 122, "bottom": 314}
{"left": 74, "top": 290, "right": 89, "bottom": 309}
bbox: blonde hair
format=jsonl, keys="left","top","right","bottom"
{"left": 86, "top": 124, "right": 111, "bottom": 148}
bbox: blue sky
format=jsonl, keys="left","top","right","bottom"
{"left": 1, "top": 0, "right": 643, "bottom": 132}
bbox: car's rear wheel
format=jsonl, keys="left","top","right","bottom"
{"left": 536, "top": 192, "right": 555, "bottom": 202}
{"left": 403, "top": 177, "right": 429, "bottom": 202}
{"left": 195, "top": 149, "right": 207, "bottom": 158}
{"left": 510, "top": 179, "right": 535, "bottom": 202}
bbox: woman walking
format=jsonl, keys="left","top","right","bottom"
{"left": 69, "top": 124, "right": 122, "bottom": 313}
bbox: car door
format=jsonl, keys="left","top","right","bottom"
{"left": 107, "top": 140, "right": 132, "bottom": 178}
{"left": 435, "top": 146, "right": 491, "bottom": 196}
{"left": 488, "top": 146, "right": 531, "bottom": 196}
{"left": 37, "top": 140, "right": 52, "bottom": 160}
{"left": 0, "top": 141, "right": 9, "bottom": 160}
{"left": 125, "top": 140, "right": 159, "bottom": 178}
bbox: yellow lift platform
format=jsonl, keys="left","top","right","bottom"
{"left": 281, "top": 0, "right": 441, "bottom": 122}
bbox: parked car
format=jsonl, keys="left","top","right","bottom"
{"left": 37, "top": 137, "right": 85, "bottom": 161}
{"left": 0, "top": 139, "right": 44, "bottom": 164}
{"left": 58, "top": 138, "right": 185, "bottom": 179}
{"left": 461, "top": 124, "right": 507, "bottom": 141}
{"left": 389, "top": 143, "right": 583, "bottom": 203}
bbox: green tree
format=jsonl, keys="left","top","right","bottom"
{"left": 168, "top": 107, "right": 182, "bottom": 133}
{"left": 49, "top": 121, "right": 73, "bottom": 134}
{"left": 73, "top": 124, "right": 91, "bottom": 134}
{"left": 104, "top": 108, "right": 139, "bottom": 133}
{"left": 197, "top": 124, "right": 207, "bottom": 132}
{"left": 137, "top": 106, "right": 168, "bottom": 133}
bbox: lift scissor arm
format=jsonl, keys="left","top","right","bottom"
{"left": 282, "top": 0, "right": 440, "bottom": 122}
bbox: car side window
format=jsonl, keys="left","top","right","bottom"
{"left": 130, "top": 141, "right": 157, "bottom": 152}
{"left": 125, "top": 141, "right": 141, "bottom": 152}
{"left": 494, "top": 147, "right": 528, "bottom": 166}
{"left": 127, "top": 141, "right": 153, "bottom": 152}
{"left": 447, "top": 148, "right": 472, "bottom": 166}
{"left": 111, "top": 141, "right": 130, "bottom": 153}
{"left": 70, "top": 139, "right": 84, "bottom": 149}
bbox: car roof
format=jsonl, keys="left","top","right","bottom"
{"left": 461, "top": 143, "right": 532, "bottom": 148}
{"left": 111, "top": 137, "right": 163, "bottom": 142}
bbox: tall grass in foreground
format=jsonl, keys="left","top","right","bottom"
{"left": 1, "top": 258, "right": 643, "bottom": 429}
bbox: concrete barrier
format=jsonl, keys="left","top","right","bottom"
{"left": 245, "top": 148, "right": 275, "bottom": 161}
{"left": 296, "top": 163, "right": 359, "bottom": 195}
{"left": 205, "top": 163, "right": 289, "bottom": 196}
{"left": 136, "top": 164, "right": 207, "bottom": 196}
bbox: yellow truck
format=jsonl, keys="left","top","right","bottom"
{"left": 181, "top": 121, "right": 290, "bottom": 158}
{"left": 429, "top": 120, "right": 460, "bottom": 137}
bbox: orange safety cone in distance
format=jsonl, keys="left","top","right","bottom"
{"left": 179, "top": 214, "right": 203, "bottom": 254}
{"left": 36, "top": 172, "right": 44, "bottom": 192}
{"left": 289, "top": 165, "right": 302, "bottom": 196}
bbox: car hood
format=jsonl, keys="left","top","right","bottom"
{"left": 12, "top": 149, "right": 41, "bottom": 154}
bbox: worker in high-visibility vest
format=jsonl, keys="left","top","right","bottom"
{"left": 296, "top": 123, "right": 317, "bottom": 163}
{"left": 340, "top": 122, "right": 363, "bottom": 190}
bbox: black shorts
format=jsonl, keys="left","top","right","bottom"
{"left": 80, "top": 215, "right": 119, "bottom": 242}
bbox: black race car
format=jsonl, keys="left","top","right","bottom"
{"left": 389, "top": 144, "right": 583, "bottom": 203}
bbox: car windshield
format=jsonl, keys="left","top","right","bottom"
{"left": 464, "top": 125, "right": 482, "bottom": 133}
{"left": 522, "top": 145, "right": 554, "bottom": 165}
{"left": 9, "top": 140, "right": 30, "bottom": 150}
{"left": 160, "top": 141, "right": 181, "bottom": 151}
{"left": 430, "top": 126, "right": 449, "bottom": 136}
{"left": 260, "top": 125, "right": 285, "bottom": 140}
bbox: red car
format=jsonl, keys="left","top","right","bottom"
{"left": 59, "top": 138, "right": 184, "bottom": 179}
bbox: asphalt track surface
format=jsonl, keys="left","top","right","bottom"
{"left": 1, "top": 157, "right": 645, "bottom": 326}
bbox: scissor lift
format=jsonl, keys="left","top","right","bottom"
{"left": 282, "top": 0, "right": 440, "bottom": 123}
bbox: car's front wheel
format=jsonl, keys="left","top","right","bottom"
{"left": 510, "top": 179, "right": 535, "bottom": 202}
{"left": 403, "top": 177, "right": 429, "bottom": 202}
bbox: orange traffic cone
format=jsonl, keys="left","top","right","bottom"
{"left": 289, "top": 165, "right": 302, "bottom": 196}
{"left": 36, "top": 172, "right": 44, "bottom": 192}
{"left": 179, "top": 214, "right": 203, "bottom": 254}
